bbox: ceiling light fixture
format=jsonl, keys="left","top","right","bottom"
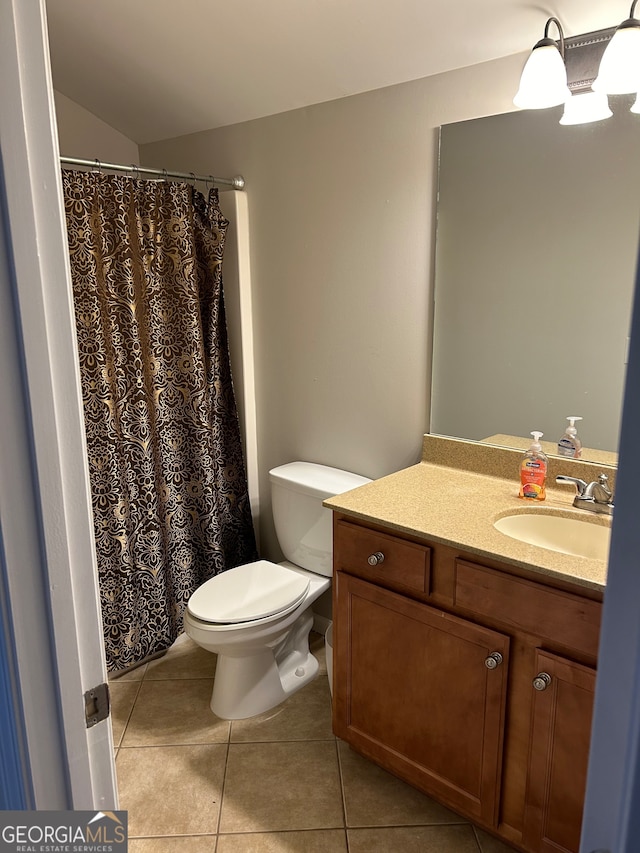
{"left": 559, "top": 91, "right": 613, "bottom": 125}
{"left": 515, "top": 3, "right": 640, "bottom": 125}
{"left": 513, "top": 17, "right": 570, "bottom": 109}
{"left": 592, "top": 0, "right": 640, "bottom": 94}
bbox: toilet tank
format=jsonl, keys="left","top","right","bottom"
{"left": 269, "top": 462, "right": 371, "bottom": 578}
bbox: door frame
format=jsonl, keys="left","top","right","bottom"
{"left": 0, "top": 0, "right": 117, "bottom": 809}
{"left": 580, "top": 244, "right": 640, "bottom": 852}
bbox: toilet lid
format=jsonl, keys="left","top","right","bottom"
{"left": 187, "top": 560, "right": 310, "bottom": 624}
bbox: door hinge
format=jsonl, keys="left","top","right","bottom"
{"left": 84, "top": 682, "right": 110, "bottom": 728}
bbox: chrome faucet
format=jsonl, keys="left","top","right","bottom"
{"left": 556, "top": 473, "right": 614, "bottom": 516}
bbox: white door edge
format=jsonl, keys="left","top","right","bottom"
{"left": 0, "top": 0, "right": 117, "bottom": 809}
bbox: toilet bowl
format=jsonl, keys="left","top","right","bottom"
{"left": 184, "top": 461, "right": 370, "bottom": 719}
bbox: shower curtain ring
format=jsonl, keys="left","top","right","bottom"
{"left": 93, "top": 158, "right": 102, "bottom": 173}
{"left": 189, "top": 172, "right": 196, "bottom": 186}
{"left": 208, "top": 175, "right": 215, "bottom": 189}
{"left": 131, "top": 164, "right": 139, "bottom": 179}
{"left": 162, "top": 168, "right": 168, "bottom": 182}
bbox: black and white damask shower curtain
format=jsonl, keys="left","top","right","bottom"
{"left": 63, "top": 170, "right": 257, "bottom": 671}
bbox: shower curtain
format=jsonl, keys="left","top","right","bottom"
{"left": 62, "top": 170, "right": 258, "bottom": 672}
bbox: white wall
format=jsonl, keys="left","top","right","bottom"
{"left": 54, "top": 90, "right": 139, "bottom": 163}
{"left": 139, "top": 54, "right": 525, "bottom": 559}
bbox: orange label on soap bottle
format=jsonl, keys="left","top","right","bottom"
{"left": 519, "top": 459, "right": 547, "bottom": 501}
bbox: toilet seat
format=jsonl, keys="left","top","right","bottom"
{"left": 187, "top": 560, "right": 310, "bottom": 625}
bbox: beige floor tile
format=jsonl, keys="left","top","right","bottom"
{"left": 145, "top": 633, "right": 217, "bottom": 680}
{"left": 116, "top": 744, "right": 226, "bottom": 837}
{"left": 338, "top": 741, "right": 467, "bottom": 828}
{"left": 110, "top": 663, "right": 148, "bottom": 681}
{"left": 219, "top": 741, "right": 344, "bottom": 833}
{"left": 230, "top": 675, "right": 333, "bottom": 743}
{"left": 475, "top": 827, "right": 520, "bottom": 852}
{"left": 128, "top": 837, "right": 216, "bottom": 852}
{"left": 109, "top": 681, "right": 141, "bottom": 746}
{"left": 348, "top": 824, "right": 481, "bottom": 853}
{"left": 217, "top": 829, "right": 348, "bottom": 852}
{"left": 121, "top": 679, "right": 230, "bottom": 746}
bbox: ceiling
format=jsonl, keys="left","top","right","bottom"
{"left": 46, "top": 0, "right": 620, "bottom": 145}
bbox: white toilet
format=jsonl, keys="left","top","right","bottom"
{"left": 184, "top": 461, "right": 370, "bottom": 720}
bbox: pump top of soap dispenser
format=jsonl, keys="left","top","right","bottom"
{"left": 529, "top": 431, "right": 544, "bottom": 451}
{"left": 565, "top": 417, "right": 582, "bottom": 436}
{"left": 557, "top": 417, "right": 582, "bottom": 458}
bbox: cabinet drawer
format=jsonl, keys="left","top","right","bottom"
{"left": 335, "top": 520, "right": 430, "bottom": 593}
{"left": 454, "top": 560, "right": 601, "bottom": 658}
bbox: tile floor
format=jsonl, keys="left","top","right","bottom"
{"left": 111, "top": 632, "right": 518, "bottom": 853}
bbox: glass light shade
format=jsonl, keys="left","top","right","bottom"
{"left": 592, "top": 22, "right": 640, "bottom": 94}
{"left": 631, "top": 92, "right": 640, "bottom": 113}
{"left": 514, "top": 42, "right": 571, "bottom": 109}
{"left": 560, "top": 91, "right": 613, "bottom": 125}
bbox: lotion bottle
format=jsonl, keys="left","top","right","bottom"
{"left": 557, "top": 416, "right": 582, "bottom": 459}
{"left": 519, "top": 431, "right": 548, "bottom": 501}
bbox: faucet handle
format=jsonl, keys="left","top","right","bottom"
{"left": 556, "top": 475, "right": 588, "bottom": 496}
{"left": 592, "top": 473, "right": 613, "bottom": 502}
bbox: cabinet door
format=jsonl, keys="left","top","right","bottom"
{"left": 333, "top": 571, "right": 510, "bottom": 825}
{"left": 523, "top": 650, "right": 596, "bottom": 853}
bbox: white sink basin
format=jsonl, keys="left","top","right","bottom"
{"left": 494, "top": 512, "right": 611, "bottom": 561}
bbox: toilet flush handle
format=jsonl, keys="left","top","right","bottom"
{"left": 367, "top": 551, "right": 385, "bottom": 566}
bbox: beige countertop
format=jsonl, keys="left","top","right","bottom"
{"left": 324, "top": 437, "right": 613, "bottom": 593}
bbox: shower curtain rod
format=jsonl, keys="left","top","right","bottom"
{"left": 60, "top": 156, "right": 245, "bottom": 190}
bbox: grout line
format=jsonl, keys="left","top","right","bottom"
{"left": 471, "top": 824, "right": 483, "bottom": 851}
{"left": 214, "top": 735, "right": 231, "bottom": 841}
{"left": 335, "top": 737, "right": 349, "bottom": 834}
{"left": 215, "top": 827, "right": 347, "bottom": 836}
{"left": 139, "top": 675, "right": 217, "bottom": 682}
{"left": 344, "top": 820, "right": 475, "bottom": 830}
{"left": 129, "top": 834, "right": 217, "bottom": 839}
{"left": 116, "top": 741, "right": 230, "bottom": 750}
{"left": 227, "top": 735, "right": 336, "bottom": 744}
{"left": 113, "top": 676, "right": 145, "bottom": 749}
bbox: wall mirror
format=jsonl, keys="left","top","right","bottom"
{"left": 430, "top": 102, "right": 640, "bottom": 464}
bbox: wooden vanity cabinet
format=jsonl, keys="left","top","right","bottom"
{"left": 523, "top": 650, "right": 596, "bottom": 853}
{"left": 334, "top": 570, "right": 510, "bottom": 825}
{"left": 332, "top": 515, "right": 602, "bottom": 853}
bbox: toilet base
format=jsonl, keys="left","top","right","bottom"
{"left": 210, "top": 609, "right": 319, "bottom": 719}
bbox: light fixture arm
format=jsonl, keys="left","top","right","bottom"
{"left": 617, "top": 0, "right": 639, "bottom": 29}
{"left": 544, "top": 17, "right": 566, "bottom": 57}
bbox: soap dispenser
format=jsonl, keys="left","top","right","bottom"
{"left": 557, "top": 417, "right": 582, "bottom": 459}
{"left": 519, "top": 431, "right": 548, "bottom": 501}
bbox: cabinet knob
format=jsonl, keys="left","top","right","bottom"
{"left": 484, "top": 652, "right": 503, "bottom": 670}
{"left": 367, "top": 551, "right": 385, "bottom": 566}
{"left": 533, "top": 672, "right": 552, "bottom": 691}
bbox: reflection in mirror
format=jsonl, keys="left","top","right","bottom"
{"left": 431, "top": 102, "right": 640, "bottom": 463}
